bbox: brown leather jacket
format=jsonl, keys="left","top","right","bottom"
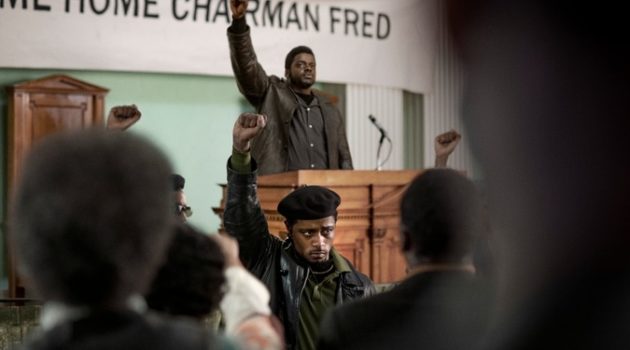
{"left": 227, "top": 27, "right": 354, "bottom": 175}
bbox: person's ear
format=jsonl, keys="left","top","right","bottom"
{"left": 284, "top": 220, "right": 292, "bottom": 238}
{"left": 285, "top": 69, "right": 290, "bottom": 80}
{"left": 401, "top": 229, "right": 413, "bottom": 253}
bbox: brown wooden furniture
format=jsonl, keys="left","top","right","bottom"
{"left": 213, "top": 169, "right": 422, "bottom": 284}
{"left": 5, "top": 75, "right": 109, "bottom": 298}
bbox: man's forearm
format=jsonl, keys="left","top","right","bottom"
{"left": 229, "top": 16, "right": 248, "bottom": 34}
{"left": 227, "top": 15, "right": 270, "bottom": 104}
{"left": 224, "top": 155, "right": 272, "bottom": 269}
{"left": 435, "top": 155, "right": 449, "bottom": 168}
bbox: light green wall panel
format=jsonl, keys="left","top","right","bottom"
{"left": 0, "top": 68, "right": 249, "bottom": 290}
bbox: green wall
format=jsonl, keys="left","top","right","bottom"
{"left": 0, "top": 68, "right": 249, "bottom": 291}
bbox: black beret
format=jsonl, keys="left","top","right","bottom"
{"left": 277, "top": 186, "right": 340, "bottom": 220}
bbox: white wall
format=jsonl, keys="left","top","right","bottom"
{"left": 346, "top": 84, "right": 404, "bottom": 170}
{"left": 423, "top": 0, "right": 478, "bottom": 176}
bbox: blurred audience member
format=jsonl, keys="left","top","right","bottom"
{"left": 318, "top": 169, "right": 490, "bottom": 350}
{"left": 146, "top": 223, "right": 284, "bottom": 350}
{"left": 146, "top": 223, "right": 225, "bottom": 322}
{"left": 11, "top": 129, "right": 214, "bottom": 349}
{"left": 10, "top": 129, "right": 282, "bottom": 350}
{"left": 105, "top": 104, "right": 142, "bottom": 131}
{"left": 434, "top": 129, "right": 462, "bottom": 168}
{"left": 172, "top": 174, "right": 193, "bottom": 222}
{"left": 433, "top": 130, "right": 496, "bottom": 280}
{"left": 447, "top": 1, "right": 630, "bottom": 349}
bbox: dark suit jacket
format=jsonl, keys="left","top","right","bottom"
{"left": 318, "top": 270, "right": 491, "bottom": 350}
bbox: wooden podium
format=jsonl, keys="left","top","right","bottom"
{"left": 213, "top": 169, "right": 422, "bottom": 284}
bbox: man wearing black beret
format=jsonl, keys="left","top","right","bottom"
{"left": 223, "top": 113, "right": 375, "bottom": 350}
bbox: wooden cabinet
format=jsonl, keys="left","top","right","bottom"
{"left": 5, "top": 75, "right": 108, "bottom": 298}
{"left": 213, "top": 169, "right": 422, "bottom": 283}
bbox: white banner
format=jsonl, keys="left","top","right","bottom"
{"left": 0, "top": 0, "right": 437, "bottom": 93}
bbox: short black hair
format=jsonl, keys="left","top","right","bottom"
{"left": 285, "top": 45, "right": 315, "bottom": 69}
{"left": 401, "top": 169, "right": 482, "bottom": 263}
{"left": 11, "top": 129, "right": 174, "bottom": 306}
{"left": 173, "top": 174, "right": 185, "bottom": 191}
{"left": 146, "top": 224, "right": 226, "bottom": 319}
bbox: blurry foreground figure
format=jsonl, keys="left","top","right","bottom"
{"left": 448, "top": 1, "right": 630, "bottom": 349}
{"left": 10, "top": 129, "right": 214, "bottom": 349}
{"left": 172, "top": 174, "right": 193, "bottom": 222}
{"left": 10, "top": 129, "right": 281, "bottom": 350}
{"left": 146, "top": 223, "right": 225, "bottom": 322}
{"left": 146, "top": 223, "right": 284, "bottom": 350}
{"left": 318, "top": 169, "right": 490, "bottom": 350}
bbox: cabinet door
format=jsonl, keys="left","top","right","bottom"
{"left": 29, "top": 93, "right": 93, "bottom": 141}
{"left": 5, "top": 75, "right": 108, "bottom": 299}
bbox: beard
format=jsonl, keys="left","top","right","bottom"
{"left": 289, "top": 75, "right": 315, "bottom": 90}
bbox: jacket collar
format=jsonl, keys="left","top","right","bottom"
{"left": 330, "top": 248, "right": 351, "bottom": 273}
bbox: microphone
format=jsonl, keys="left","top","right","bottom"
{"left": 368, "top": 115, "right": 388, "bottom": 138}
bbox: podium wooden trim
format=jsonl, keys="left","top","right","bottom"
{"left": 213, "top": 169, "right": 422, "bottom": 283}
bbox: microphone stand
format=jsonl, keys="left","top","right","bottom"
{"left": 376, "top": 131, "right": 392, "bottom": 171}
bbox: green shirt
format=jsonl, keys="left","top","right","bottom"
{"left": 297, "top": 249, "right": 351, "bottom": 350}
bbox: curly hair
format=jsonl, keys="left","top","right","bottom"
{"left": 146, "top": 224, "right": 226, "bottom": 319}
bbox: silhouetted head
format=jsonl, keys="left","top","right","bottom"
{"left": 172, "top": 174, "right": 192, "bottom": 222}
{"left": 146, "top": 223, "right": 226, "bottom": 320}
{"left": 400, "top": 169, "right": 482, "bottom": 267}
{"left": 447, "top": 2, "right": 630, "bottom": 348}
{"left": 11, "top": 129, "right": 174, "bottom": 308}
